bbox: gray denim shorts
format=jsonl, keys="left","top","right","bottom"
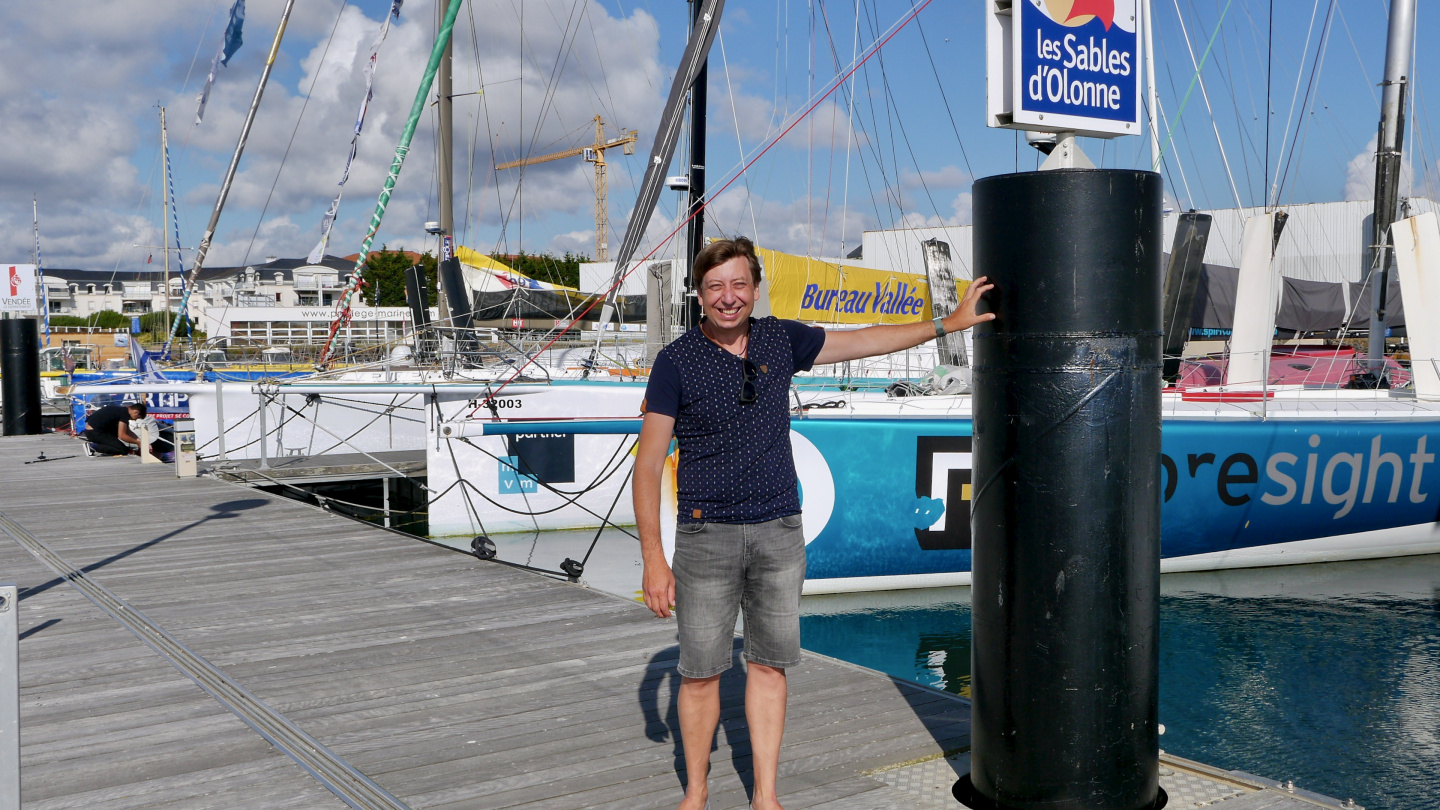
{"left": 672, "top": 514, "right": 807, "bottom": 679}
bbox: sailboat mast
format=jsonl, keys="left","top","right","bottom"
{"left": 1143, "top": 0, "right": 1161, "bottom": 171}
{"left": 685, "top": 0, "right": 708, "bottom": 330}
{"left": 319, "top": 0, "right": 468, "bottom": 364}
{"left": 437, "top": 0, "right": 455, "bottom": 255}
{"left": 165, "top": 0, "right": 299, "bottom": 356}
{"left": 160, "top": 106, "right": 173, "bottom": 338}
{"left": 32, "top": 197, "right": 49, "bottom": 347}
{"left": 1366, "top": 0, "right": 1416, "bottom": 378}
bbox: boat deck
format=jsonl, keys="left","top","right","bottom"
{"left": 200, "top": 449, "right": 426, "bottom": 485}
{"left": 0, "top": 433, "right": 1358, "bottom": 809}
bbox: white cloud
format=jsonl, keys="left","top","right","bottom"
{"left": 900, "top": 165, "right": 970, "bottom": 190}
{"left": 893, "top": 190, "right": 972, "bottom": 230}
{"left": 0, "top": 0, "right": 666, "bottom": 273}
{"left": 548, "top": 229, "right": 595, "bottom": 257}
{"left": 700, "top": 189, "right": 874, "bottom": 258}
{"left": 1344, "top": 135, "right": 1413, "bottom": 202}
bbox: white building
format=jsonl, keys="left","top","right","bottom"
{"left": 38, "top": 255, "right": 359, "bottom": 331}
{"left": 856, "top": 198, "right": 1440, "bottom": 284}
{"left": 201, "top": 306, "right": 435, "bottom": 347}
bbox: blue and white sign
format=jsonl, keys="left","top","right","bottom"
{"left": 987, "top": 0, "right": 1142, "bottom": 138}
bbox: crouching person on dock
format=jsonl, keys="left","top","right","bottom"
{"left": 633, "top": 237, "right": 993, "bottom": 810}
{"left": 84, "top": 401, "right": 148, "bottom": 457}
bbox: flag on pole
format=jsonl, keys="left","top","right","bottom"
{"left": 195, "top": 0, "right": 247, "bottom": 125}
{"left": 306, "top": 0, "right": 403, "bottom": 264}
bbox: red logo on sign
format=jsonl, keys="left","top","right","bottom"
{"left": 7, "top": 267, "right": 21, "bottom": 296}
{"left": 1061, "top": 0, "right": 1114, "bottom": 30}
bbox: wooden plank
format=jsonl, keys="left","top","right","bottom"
{"left": 0, "top": 434, "right": 977, "bottom": 809}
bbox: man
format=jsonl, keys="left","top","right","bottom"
{"left": 84, "top": 401, "right": 148, "bottom": 456}
{"left": 634, "top": 237, "right": 993, "bottom": 810}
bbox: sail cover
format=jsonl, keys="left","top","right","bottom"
{"left": 1181, "top": 259, "right": 1407, "bottom": 335}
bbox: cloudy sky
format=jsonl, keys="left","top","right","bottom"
{"left": 0, "top": 0, "right": 1431, "bottom": 278}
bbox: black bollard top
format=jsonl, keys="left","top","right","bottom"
{"left": 972, "top": 169, "right": 1164, "bottom": 337}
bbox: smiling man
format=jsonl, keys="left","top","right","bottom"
{"left": 633, "top": 237, "right": 993, "bottom": 810}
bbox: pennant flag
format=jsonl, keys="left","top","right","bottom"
{"left": 220, "top": 0, "right": 246, "bottom": 65}
{"left": 306, "top": 0, "right": 403, "bottom": 264}
{"left": 307, "top": 190, "right": 342, "bottom": 264}
{"left": 195, "top": 0, "right": 247, "bottom": 125}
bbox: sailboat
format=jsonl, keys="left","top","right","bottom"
{"left": 67, "top": 0, "right": 1440, "bottom": 594}
{"left": 418, "top": 0, "right": 1440, "bottom": 594}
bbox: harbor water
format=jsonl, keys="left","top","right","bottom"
{"left": 439, "top": 527, "right": 1440, "bottom": 808}
{"left": 801, "top": 555, "right": 1440, "bottom": 810}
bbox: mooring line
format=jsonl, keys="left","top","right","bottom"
{"left": 0, "top": 509, "right": 410, "bottom": 810}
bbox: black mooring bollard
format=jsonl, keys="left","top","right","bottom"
{"left": 1, "top": 318, "right": 43, "bottom": 436}
{"left": 958, "top": 169, "right": 1165, "bottom": 810}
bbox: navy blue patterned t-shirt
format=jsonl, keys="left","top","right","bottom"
{"left": 644, "top": 316, "right": 826, "bottom": 524}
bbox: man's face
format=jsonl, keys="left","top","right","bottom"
{"left": 698, "top": 256, "right": 757, "bottom": 332}
{"left": 126, "top": 406, "right": 143, "bottom": 421}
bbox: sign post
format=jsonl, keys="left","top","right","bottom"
{"left": 961, "top": 5, "right": 1164, "bottom": 809}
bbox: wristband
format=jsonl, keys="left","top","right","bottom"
{"left": 932, "top": 316, "right": 947, "bottom": 339}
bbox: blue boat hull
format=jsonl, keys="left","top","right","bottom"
{"left": 791, "top": 417, "right": 1440, "bottom": 585}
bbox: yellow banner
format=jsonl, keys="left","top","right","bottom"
{"left": 759, "top": 246, "right": 965, "bottom": 325}
{"left": 454, "top": 245, "right": 514, "bottom": 274}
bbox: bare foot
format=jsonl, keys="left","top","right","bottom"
{"left": 749, "top": 795, "right": 784, "bottom": 810}
{"left": 677, "top": 788, "right": 708, "bottom": 810}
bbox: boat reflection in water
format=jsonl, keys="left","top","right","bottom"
{"left": 798, "top": 555, "right": 1440, "bottom": 810}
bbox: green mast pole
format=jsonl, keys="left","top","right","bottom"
{"left": 320, "top": 0, "right": 466, "bottom": 365}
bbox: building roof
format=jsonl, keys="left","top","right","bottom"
{"left": 38, "top": 255, "right": 355, "bottom": 285}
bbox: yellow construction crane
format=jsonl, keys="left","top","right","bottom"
{"left": 495, "top": 115, "right": 637, "bottom": 261}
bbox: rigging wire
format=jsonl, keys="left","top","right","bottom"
{"left": 174, "top": 0, "right": 227, "bottom": 165}
{"left": 716, "top": 31, "right": 762, "bottom": 239}
{"left": 238, "top": 0, "right": 350, "bottom": 267}
{"left": 1207, "top": 0, "right": 1261, "bottom": 203}
{"left": 1171, "top": 0, "right": 1245, "bottom": 210}
{"left": 1334, "top": 3, "right": 1379, "bottom": 109}
{"left": 1165, "top": 60, "right": 1213, "bottom": 206}
{"left": 811, "top": 0, "right": 908, "bottom": 273}
{"left": 909, "top": 0, "right": 973, "bottom": 179}
{"left": 809, "top": 0, "right": 848, "bottom": 257}
{"left": 497, "top": 0, "right": 589, "bottom": 253}
{"left": 836, "top": 0, "right": 862, "bottom": 261}
{"left": 1264, "top": 0, "right": 1273, "bottom": 210}
{"left": 1156, "top": 88, "right": 1197, "bottom": 207}
{"left": 863, "top": 9, "right": 953, "bottom": 234}
{"left": 1267, "top": 0, "right": 1326, "bottom": 207}
{"left": 468, "top": 0, "right": 936, "bottom": 408}
{"left": 1154, "top": 0, "right": 1235, "bottom": 172}
{"left": 1272, "top": 0, "right": 1337, "bottom": 207}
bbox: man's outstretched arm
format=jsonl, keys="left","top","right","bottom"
{"left": 634, "top": 411, "right": 677, "bottom": 618}
{"left": 812, "top": 276, "right": 994, "bottom": 366}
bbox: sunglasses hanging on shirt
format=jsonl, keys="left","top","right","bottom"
{"left": 739, "top": 358, "right": 761, "bottom": 405}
